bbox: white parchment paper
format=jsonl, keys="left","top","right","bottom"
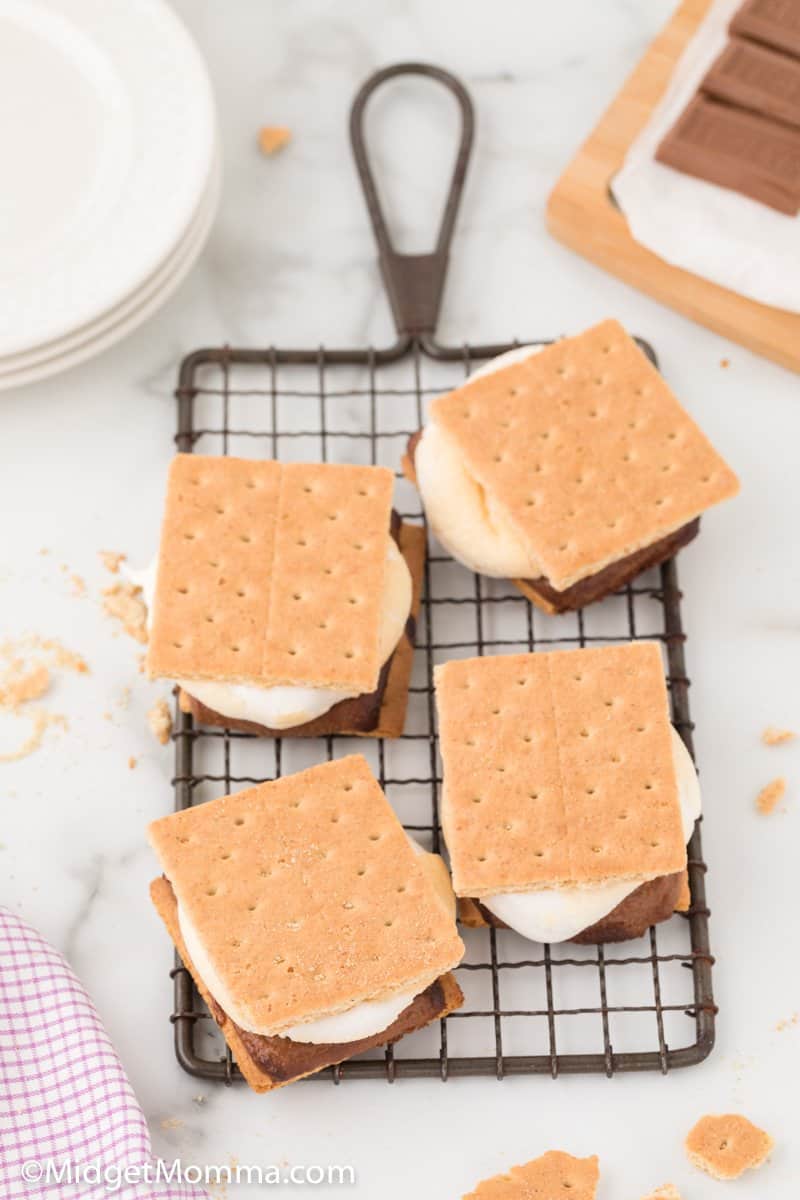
{"left": 613, "top": 0, "right": 800, "bottom": 313}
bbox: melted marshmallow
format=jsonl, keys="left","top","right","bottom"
{"left": 415, "top": 345, "right": 545, "bottom": 578}
{"left": 480, "top": 729, "right": 701, "bottom": 944}
{"left": 133, "top": 539, "right": 411, "bottom": 730}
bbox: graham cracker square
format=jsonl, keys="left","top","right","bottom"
{"left": 174, "top": 520, "right": 426, "bottom": 739}
{"left": 436, "top": 642, "right": 686, "bottom": 898}
{"left": 430, "top": 320, "right": 739, "bottom": 590}
{"left": 463, "top": 1152, "right": 599, "bottom": 1200}
{"left": 147, "top": 454, "right": 395, "bottom": 693}
{"left": 147, "top": 755, "right": 464, "bottom": 1035}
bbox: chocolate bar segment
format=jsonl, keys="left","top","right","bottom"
{"left": 232, "top": 976, "right": 456, "bottom": 1081}
{"left": 656, "top": 94, "right": 800, "bottom": 214}
{"left": 731, "top": 0, "right": 800, "bottom": 61}
{"left": 515, "top": 518, "right": 700, "bottom": 615}
{"left": 702, "top": 37, "right": 800, "bottom": 128}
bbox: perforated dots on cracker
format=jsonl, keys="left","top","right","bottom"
{"left": 148, "top": 754, "right": 464, "bottom": 1036}
{"left": 436, "top": 642, "right": 685, "bottom": 898}
{"left": 147, "top": 455, "right": 394, "bottom": 693}
{"left": 685, "top": 1113, "right": 774, "bottom": 1181}
{"left": 431, "top": 319, "right": 738, "bottom": 592}
{"left": 463, "top": 1151, "right": 599, "bottom": 1200}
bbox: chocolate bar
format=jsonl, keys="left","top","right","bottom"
{"left": 656, "top": 94, "right": 800, "bottom": 214}
{"left": 731, "top": 0, "right": 800, "bottom": 61}
{"left": 702, "top": 37, "right": 800, "bottom": 128}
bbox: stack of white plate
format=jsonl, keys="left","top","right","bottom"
{"left": 0, "top": 0, "right": 219, "bottom": 389}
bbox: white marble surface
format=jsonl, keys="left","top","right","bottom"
{"left": 1, "top": 1, "right": 798, "bottom": 1196}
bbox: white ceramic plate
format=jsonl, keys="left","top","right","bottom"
{"left": 0, "top": 0, "right": 216, "bottom": 357}
{"left": 0, "top": 144, "right": 219, "bottom": 388}
{"left": 0, "top": 146, "right": 220, "bottom": 390}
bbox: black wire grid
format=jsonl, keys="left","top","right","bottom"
{"left": 165, "top": 64, "right": 715, "bottom": 1085}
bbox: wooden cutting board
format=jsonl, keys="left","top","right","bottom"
{"left": 546, "top": 0, "right": 800, "bottom": 374}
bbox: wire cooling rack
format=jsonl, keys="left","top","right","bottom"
{"left": 166, "top": 63, "right": 716, "bottom": 1084}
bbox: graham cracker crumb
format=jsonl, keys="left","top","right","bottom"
{"left": 160, "top": 1116, "right": 184, "bottom": 1131}
{"left": 102, "top": 582, "right": 148, "bottom": 644}
{"left": 720, "top": 358, "right": 730, "bottom": 368}
{"left": 128, "top": 756, "right": 137, "bottom": 770}
{"left": 642, "top": 1188, "right": 681, "bottom": 1200}
{"left": 0, "top": 663, "right": 50, "bottom": 709}
{"left": 685, "top": 1113, "right": 774, "bottom": 1180}
{"left": 762, "top": 726, "right": 795, "bottom": 746}
{"left": 147, "top": 698, "right": 172, "bottom": 746}
{"left": 258, "top": 125, "right": 291, "bottom": 155}
{"left": 0, "top": 637, "right": 85, "bottom": 763}
{"left": 38, "top": 639, "right": 89, "bottom": 674}
{"left": 0, "top": 710, "right": 62, "bottom": 764}
{"left": 99, "top": 549, "right": 127, "bottom": 574}
{"left": 69, "top": 574, "right": 86, "bottom": 598}
{"left": 776, "top": 1012, "right": 798, "bottom": 1032}
{"left": 756, "top": 777, "right": 786, "bottom": 815}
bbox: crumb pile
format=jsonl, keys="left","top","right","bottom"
{"left": 0, "top": 636, "right": 88, "bottom": 763}
{"left": 102, "top": 581, "right": 148, "bottom": 644}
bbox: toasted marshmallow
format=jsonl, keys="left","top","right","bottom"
{"left": 480, "top": 729, "right": 701, "bottom": 944}
{"left": 415, "top": 346, "right": 544, "bottom": 579}
{"left": 131, "top": 538, "right": 411, "bottom": 730}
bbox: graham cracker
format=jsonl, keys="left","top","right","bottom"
{"left": 147, "top": 455, "right": 394, "bottom": 692}
{"left": 685, "top": 1113, "right": 774, "bottom": 1181}
{"left": 175, "top": 521, "right": 426, "bottom": 739}
{"left": 150, "top": 875, "right": 463, "bottom": 1092}
{"left": 463, "top": 1152, "right": 599, "bottom": 1200}
{"left": 430, "top": 320, "right": 739, "bottom": 591}
{"left": 674, "top": 869, "right": 691, "bottom": 914}
{"left": 147, "top": 755, "right": 464, "bottom": 1034}
{"left": 436, "top": 642, "right": 686, "bottom": 898}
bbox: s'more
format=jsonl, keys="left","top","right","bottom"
{"left": 435, "top": 642, "right": 701, "bottom": 944}
{"left": 148, "top": 755, "right": 464, "bottom": 1091}
{"left": 142, "top": 454, "right": 425, "bottom": 737}
{"left": 463, "top": 1151, "right": 600, "bottom": 1200}
{"left": 405, "top": 320, "right": 738, "bottom": 613}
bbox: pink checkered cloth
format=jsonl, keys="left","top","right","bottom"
{"left": 0, "top": 908, "right": 207, "bottom": 1199}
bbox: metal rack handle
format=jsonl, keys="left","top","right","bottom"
{"left": 350, "top": 62, "right": 474, "bottom": 338}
